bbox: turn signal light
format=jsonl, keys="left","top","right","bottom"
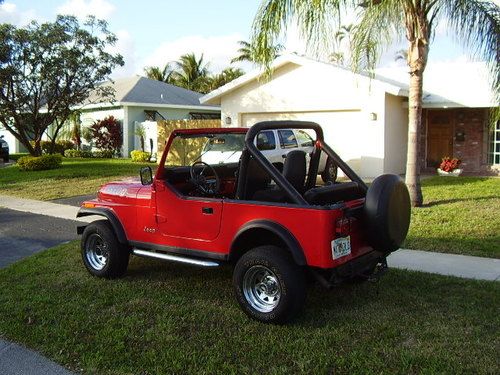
{"left": 83, "top": 203, "right": 95, "bottom": 208}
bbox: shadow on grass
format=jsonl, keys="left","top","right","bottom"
{"left": 422, "top": 195, "right": 499, "bottom": 207}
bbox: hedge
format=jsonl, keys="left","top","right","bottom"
{"left": 130, "top": 150, "right": 150, "bottom": 162}
{"left": 30, "top": 140, "right": 74, "bottom": 155}
{"left": 17, "top": 154, "right": 63, "bottom": 171}
{"left": 64, "top": 150, "right": 114, "bottom": 158}
{"left": 9, "top": 153, "right": 30, "bottom": 161}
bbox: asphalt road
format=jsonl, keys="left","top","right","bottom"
{"left": 0, "top": 208, "right": 79, "bottom": 269}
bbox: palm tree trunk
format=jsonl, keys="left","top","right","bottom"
{"left": 405, "top": 47, "right": 426, "bottom": 207}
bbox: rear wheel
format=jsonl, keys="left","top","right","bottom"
{"left": 233, "top": 246, "right": 305, "bottom": 324}
{"left": 321, "top": 157, "right": 338, "bottom": 183}
{"left": 3, "top": 155, "right": 8, "bottom": 163}
{"left": 81, "top": 220, "right": 129, "bottom": 278}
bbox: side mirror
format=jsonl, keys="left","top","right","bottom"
{"left": 140, "top": 166, "right": 153, "bottom": 185}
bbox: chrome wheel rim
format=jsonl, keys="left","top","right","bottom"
{"left": 242, "top": 265, "right": 281, "bottom": 313}
{"left": 85, "top": 233, "right": 108, "bottom": 271}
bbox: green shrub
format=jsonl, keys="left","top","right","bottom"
{"left": 17, "top": 154, "right": 62, "bottom": 171}
{"left": 92, "top": 150, "right": 114, "bottom": 158}
{"left": 64, "top": 149, "right": 93, "bottom": 158}
{"left": 130, "top": 150, "right": 150, "bottom": 162}
{"left": 30, "top": 140, "right": 75, "bottom": 155}
{"left": 9, "top": 153, "right": 29, "bottom": 161}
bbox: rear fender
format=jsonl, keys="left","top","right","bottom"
{"left": 230, "top": 220, "right": 306, "bottom": 265}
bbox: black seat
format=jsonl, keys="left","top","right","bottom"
{"left": 237, "top": 157, "right": 272, "bottom": 200}
{"left": 252, "top": 150, "right": 307, "bottom": 202}
{"left": 304, "top": 181, "right": 364, "bottom": 205}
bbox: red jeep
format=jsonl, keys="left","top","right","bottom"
{"left": 78, "top": 121, "right": 411, "bottom": 323}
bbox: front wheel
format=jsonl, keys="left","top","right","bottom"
{"left": 81, "top": 220, "right": 129, "bottom": 279}
{"left": 233, "top": 246, "right": 306, "bottom": 324}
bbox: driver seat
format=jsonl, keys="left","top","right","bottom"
{"left": 252, "top": 150, "right": 307, "bottom": 202}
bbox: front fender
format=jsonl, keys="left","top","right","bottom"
{"left": 77, "top": 207, "right": 128, "bottom": 244}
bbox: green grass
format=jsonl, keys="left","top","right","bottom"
{"left": 0, "top": 158, "right": 155, "bottom": 200}
{"left": 0, "top": 241, "right": 499, "bottom": 374}
{"left": 405, "top": 176, "right": 500, "bottom": 258}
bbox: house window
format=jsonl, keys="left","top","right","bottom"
{"left": 489, "top": 120, "right": 500, "bottom": 165}
{"left": 145, "top": 110, "right": 157, "bottom": 121}
{"left": 189, "top": 112, "right": 221, "bottom": 120}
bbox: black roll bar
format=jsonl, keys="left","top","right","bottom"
{"left": 242, "top": 121, "right": 368, "bottom": 205}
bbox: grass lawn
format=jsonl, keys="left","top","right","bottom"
{"left": 0, "top": 158, "right": 155, "bottom": 200}
{"left": 404, "top": 176, "right": 500, "bottom": 258}
{"left": 0, "top": 241, "right": 499, "bottom": 374}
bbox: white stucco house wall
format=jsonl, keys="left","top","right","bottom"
{"left": 200, "top": 54, "right": 498, "bottom": 177}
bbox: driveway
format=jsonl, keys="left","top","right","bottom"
{"left": 0, "top": 208, "right": 78, "bottom": 269}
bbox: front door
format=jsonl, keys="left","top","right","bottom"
{"left": 155, "top": 180, "right": 223, "bottom": 241}
{"left": 427, "top": 110, "right": 454, "bottom": 167}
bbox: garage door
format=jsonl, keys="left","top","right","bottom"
{"left": 241, "top": 111, "right": 378, "bottom": 176}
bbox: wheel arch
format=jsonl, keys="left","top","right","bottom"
{"left": 77, "top": 207, "right": 128, "bottom": 244}
{"left": 229, "top": 220, "right": 306, "bottom": 266}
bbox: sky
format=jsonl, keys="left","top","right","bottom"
{"left": 0, "top": 0, "right": 487, "bottom": 79}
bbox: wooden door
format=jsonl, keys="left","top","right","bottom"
{"left": 427, "top": 111, "right": 453, "bottom": 167}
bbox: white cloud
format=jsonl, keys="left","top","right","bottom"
{"left": 0, "top": 2, "right": 38, "bottom": 25}
{"left": 109, "top": 30, "right": 137, "bottom": 78}
{"left": 140, "top": 33, "right": 246, "bottom": 75}
{"left": 56, "top": 0, "right": 115, "bottom": 20}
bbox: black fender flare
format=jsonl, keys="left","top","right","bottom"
{"left": 77, "top": 207, "right": 128, "bottom": 244}
{"left": 230, "top": 220, "right": 306, "bottom": 265}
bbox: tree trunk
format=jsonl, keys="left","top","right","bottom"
{"left": 405, "top": 41, "right": 427, "bottom": 207}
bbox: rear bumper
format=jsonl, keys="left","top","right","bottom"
{"left": 310, "top": 250, "right": 386, "bottom": 287}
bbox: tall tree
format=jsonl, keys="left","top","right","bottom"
{"left": 170, "top": 53, "right": 210, "bottom": 93}
{"left": 231, "top": 39, "right": 283, "bottom": 65}
{"left": 252, "top": 0, "right": 499, "bottom": 207}
{"left": 205, "top": 67, "right": 245, "bottom": 92}
{"left": 0, "top": 15, "right": 123, "bottom": 156}
{"left": 144, "top": 63, "right": 175, "bottom": 83}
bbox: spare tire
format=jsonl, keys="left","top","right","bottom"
{"left": 364, "top": 174, "right": 411, "bottom": 254}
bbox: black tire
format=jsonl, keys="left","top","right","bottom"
{"left": 81, "top": 220, "right": 129, "bottom": 279}
{"left": 3, "top": 155, "right": 8, "bottom": 163}
{"left": 364, "top": 174, "right": 411, "bottom": 254}
{"left": 321, "top": 157, "right": 338, "bottom": 183}
{"left": 233, "top": 246, "right": 306, "bottom": 324}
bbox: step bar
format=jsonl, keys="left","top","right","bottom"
{"left": 132, "top": 248, "right": 220, "bottom": 267}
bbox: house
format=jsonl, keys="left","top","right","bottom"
{"left": 0, "top": 76, "right": 221, "bottom": 156}
{"left": 200, "top": 54, "right": 498, "bottom": 177}
{"left": 79, "top": 76, "right": 220, "bottom": 157}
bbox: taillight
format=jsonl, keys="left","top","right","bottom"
{"left": 335, "top": 216, "right": 354, "bottom": 237}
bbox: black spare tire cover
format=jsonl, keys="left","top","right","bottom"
{"left": 364, "top": 174, "right": 411, "bottom": 253}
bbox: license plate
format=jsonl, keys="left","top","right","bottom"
{"left": 332, "top": 236, "right": 351, "bottom": 259}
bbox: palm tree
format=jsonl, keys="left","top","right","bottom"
{"left": 170, "top": 53, "right": 210, "bottom": 93}
{"left": 144, "top": 63, "right": 175, "bottom": 83}
{"left": 231, "top": 40, "right": 283, "bottom": 65}
{"left": 205, "top": 67, "right": 245, "bottom": 92}
{"left": 252, "top": 0, "right": 499, "bottom": 207}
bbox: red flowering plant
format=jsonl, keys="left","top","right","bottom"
{"left": 90, "top": 116, "right": 123, "bottom": 155}
{"left": 439, "top": 157, "right": 461, "bottom": 172}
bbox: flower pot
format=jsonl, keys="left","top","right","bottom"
{"left": 437, "top": 168, "right": 463, "bottom": 177}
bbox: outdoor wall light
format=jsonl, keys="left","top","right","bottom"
{"left": 225, "top": 116, "right": 232, "bottom": 125}
{"left": 369, "top": 112, "right": 377, "bottom": 121}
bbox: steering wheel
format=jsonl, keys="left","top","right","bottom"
{"left": 190, "top": 161, "right": 220, "bottom": 195}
